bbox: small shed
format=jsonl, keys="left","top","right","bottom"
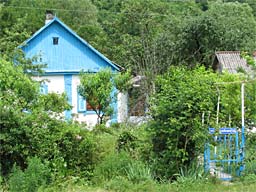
{"left": 212, "top": 51, "right": 253, "bottom": 74}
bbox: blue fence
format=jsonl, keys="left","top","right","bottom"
{"left": 204, "top": 127, "right": 245, "bottom": 180}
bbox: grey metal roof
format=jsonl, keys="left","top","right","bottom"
{"left": 214, "top": 51, "right": 253, "bottom": 74}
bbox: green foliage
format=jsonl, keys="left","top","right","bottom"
{"left": 0, "top": 58, "right": 98, "bottom": 180}
{"left": 125, "top": 161, "right": 152, "bottom": 183}
{"left": 1, "top": 109, "right": 98, "bottom": 178}
{"left": 113, "top": 69, "right": 132, "bottom": 92}
{"left": 173, "top": 161, "right": 208, "bottom": 186}
{"left": 92, "top": 124, "right": 154, "bottom": 186}
{"left": 36, "top": 92, "right": 72, "bottom": 113}
{"left": 57, "top": 129, "right": 98, "bottom": 178}
{"left": 8, "top": 166, "right": 26, "bottom": 192}
{"left": 244, "top": 132, "right": 256, "bottom": 176}
{"left": 93, "top": 151, "right": 133, "bottom": 182}
{"left": 0, "top": 16, "right": 30, "bottom": 56}
{"left": 0, "top": 0, "right": 102, "bottom": 46}
{"left": 0, "top": 58, "right": 38, "bottom": 107}
{"left": 93, "top": 151, "right": 152, "bottom": 185}
{"left": 78, "top": 68, "right": 115, "bottom": 124}
{"left": 177, "top": 1, "right": 256, "bottom": 67}
{"left": 8, "top": 157, "right": 50, "bottom": 192}
{"left": 78, "top": 68, "right": 131, "bottom": 124}
{"left": 113, "top": 123, "right": 152, "bottom": 161}
{"left": 148, "top": 66, "right": 253, "bottom": 179}
{"left": 240, "top": 173, "right": 256, "bottom": 183}
{"left": 241, "top": 51, "right": 256, "bottom": 68}
{"left": 116, "top": 131, "right": 138, "bottom": 153}
{"left": 149, "top": 66, "right": 216, "bottom": 179}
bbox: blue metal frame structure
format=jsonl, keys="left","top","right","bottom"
{"left": 204, "top": 127, "right": 245, "bottom": 180}
{"left": 204, "top": 83, "right": 246, "bottom": 180}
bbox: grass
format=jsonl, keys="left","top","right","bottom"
{"left": 38, "top": 178, "right": 256, "bottom": 192}
{"left": 3, "top": 124, "right": 255, "bottom": 192}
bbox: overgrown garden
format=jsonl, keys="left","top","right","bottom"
{"left": 1, "top": 0, "right": 256, "bottom": 191}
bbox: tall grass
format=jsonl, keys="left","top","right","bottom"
{"left": 93, "top": 151, "right": 152, "bottom": 184}
{"left": 173, "top": 161, "right": 209, "bottom": 186}
{"left": 125, "top": 161, "right": 152, "bottom": 183}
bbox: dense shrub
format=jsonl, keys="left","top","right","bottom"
{"left": 116, "top": 131, "right": 138, "bottom": 153}
{"left": 8, "top": 157, "right": 50, "bottom": 192}
{"left": 148, "top": 66, "right": 251, "bottom": 179}
{"left": 115, "top": 124, "right": 153, "bottom": 161}
{"left": 244, "top": 133, "right": 256, "bottom": 175}
{"left": 1, "top": 109, "right": 98, "bottom": 178}
{"left": 58, "top": 129, "right": 98, "bottom": 178}
{"left": 148, "top": 67, "right": 217, "bottom": 179}
{"left": 0, "top": 58, "right": 65, "bottom": 175}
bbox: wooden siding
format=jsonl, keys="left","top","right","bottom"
{"left": 22, "top": 18, "right": 118, "bottom": 73}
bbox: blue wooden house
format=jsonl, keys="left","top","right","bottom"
{"left": 21, "top": 13, "right": 127, "bottom": 126}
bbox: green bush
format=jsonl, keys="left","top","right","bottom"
{"left": 57, "top": 129, "right": 98, "bottom": 178}
{"left": 0, "top": 58, "right": 99, "bottom": 179}
{"left": 244, "top": 133, "right": 256, "bottom": 176}
{"left": 115, "top": 124, "right": 153, "bottom": 161}
{"left": 148, "top": 66, "right": 247, "bottom": 180}
{"left": 8, "top": 166, "right": 26, "bottom": 192}
{"left": 116, "top": 131, "right": 138, "bottom": 153}
{"left": 1, "top": 109, "right": 98, "bottom": 180}
{"left": 8, "top": 157, "right": 50, "bottom": 192}
{"left": 240, "top": 173, "right": 256, "bottom": 183}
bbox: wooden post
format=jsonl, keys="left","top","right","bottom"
{"left": 216, "top": 87, "right": 220, "bottom": 125}
{"left": 241, "top": 83, "right": 245, "bottom": 128}
{"left": 240, "top": 83, "right": 245, "bottom": 173}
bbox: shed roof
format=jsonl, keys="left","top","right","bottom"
{"left": 213, "top": 51, "right": 253, "bottom": 74}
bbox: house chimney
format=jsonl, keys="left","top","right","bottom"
{"left": 45, "top": 10, "right": 54, "bottom": 25}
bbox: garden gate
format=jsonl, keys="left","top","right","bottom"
{"left": 204, "top": 127, "right": 245, "bottom": 180}
{"left": 204, "top": 84, "right": 246, "bottom": 180}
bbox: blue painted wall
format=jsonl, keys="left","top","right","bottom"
{"left": 22, "top": 19, "right": 117, "bottom": 73}
{"left": 21, "top": 17, "right": 120, "bottom": 123}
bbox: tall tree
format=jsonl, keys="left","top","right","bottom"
{"left": 0, "top": 0, "right": 105, "bottom": 51}
{"left": 93, "top": 0, "right": 202, "bottom": 115}
{"left": 177, "top": 1, "right": 256, "bottom": 67}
